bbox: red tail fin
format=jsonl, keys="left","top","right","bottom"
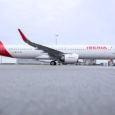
{"left": 0, "top": 41, "right": 12, "bottom": 57}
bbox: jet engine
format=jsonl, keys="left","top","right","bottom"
{"left": 61, "top": 54, "right": 79, "bottom": 64}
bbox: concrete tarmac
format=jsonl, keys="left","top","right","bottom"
{"left": 0, "top": 65, "right": 115, "bottom": 115}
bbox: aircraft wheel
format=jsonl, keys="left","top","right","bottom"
{"left": 50, "top": 61, "right": 56, "bottom": 65}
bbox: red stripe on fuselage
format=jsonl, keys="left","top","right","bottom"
{"left": 0, "top": 41, "right": 12, "bottom": 57}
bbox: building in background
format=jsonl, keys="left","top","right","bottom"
{"left": 17, "top": 59, "right": 43, "bottom": 64}
{"left": 0, "top": 56, "right": 16, "bottom": 64}
{"left": 0, "top": 56, "right": 43, "bottom": 64}
{"left": 96, "top": 60, "right": 109, "bottom": 66}
{"left": 0, "top": 56, "right": 114, "bottom": 66}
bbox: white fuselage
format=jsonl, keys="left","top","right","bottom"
{"left": 4, "top": 45, "right": 115, "bottom": 60}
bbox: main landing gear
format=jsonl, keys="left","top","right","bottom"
{"left": 50, "top": 61, "right": 57, "bottom": 65}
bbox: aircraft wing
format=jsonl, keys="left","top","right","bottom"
{"left": 18, "top": 29, "right": 64, "bottom": 60}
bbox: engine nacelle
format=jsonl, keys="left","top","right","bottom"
{"left": 61, "top": 54, "right": 79, "bottom": 64}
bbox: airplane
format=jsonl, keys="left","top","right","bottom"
{"left": 0, "top": 29, "right": 115, "bottom": 65}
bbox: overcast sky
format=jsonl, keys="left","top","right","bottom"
{"left": 0, "top": 0, "right": 115, "bottom": 45}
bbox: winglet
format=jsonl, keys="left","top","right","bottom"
{"left": 18, "top": 29, "right": 28, "bottom": 41}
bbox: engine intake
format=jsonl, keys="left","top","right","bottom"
{"left": 61, "top": 54, "right": 79, "bottom": 64}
